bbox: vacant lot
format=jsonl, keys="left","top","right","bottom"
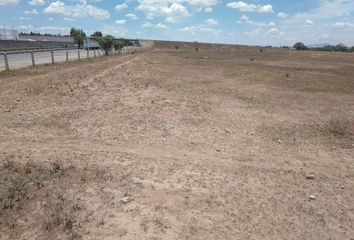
{"left": 0, "top": 42, "right": 353, "bottom": 240}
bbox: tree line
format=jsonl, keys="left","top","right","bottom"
{"left": 293, "top": 42, "right": 354, "bottom": 52}
{"left": 69, "top": 28, "right": 136, "bottom": 55}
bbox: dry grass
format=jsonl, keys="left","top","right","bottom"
{"left": 0, "top": 159, "right": 46, "bottom": 209}
{"left": 0, "top": 42, "right": 353, "bottom": 239}
{"left": 328, "top": 117, "right": 351, "bottom": 136}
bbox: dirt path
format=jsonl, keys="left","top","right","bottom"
{"left": 0, "top": 46, "right": 353, "bottom": 240}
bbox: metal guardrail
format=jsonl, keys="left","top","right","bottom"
{"left": 0, "top": 47, "right": 145, "bottom": 71}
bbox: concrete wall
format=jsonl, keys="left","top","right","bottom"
{"left": 0, "top": 39, "right": 76, "bottom": 50}
{"left": 18, "top": 35, "right": 74, "bottom": 42}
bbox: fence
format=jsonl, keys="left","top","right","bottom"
{"left": 0, "top": 47, "right": 143, "bottom": 71}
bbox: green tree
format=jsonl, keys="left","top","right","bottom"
{"left": 112, "top": 39, "right": 124, "bottom": 50}
{"left": 293, "top": 42, "right": 308, "bottom": 51}
{"left": 97, "top": 35, "right": 114, "bottom": 55}
{"left": 70, "top": 28, "right": 86, "bottom": 49}
{"left": 91, "top": 31, "right": 102, "bottom": 38}
{"left": 333, "top": 43, "right": 348, "bottom": 52}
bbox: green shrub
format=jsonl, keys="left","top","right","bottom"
{"left": 97, "top": 35, "right": 114, "bottom": 56}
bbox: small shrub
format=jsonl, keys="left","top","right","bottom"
{"left": 64, "top": 212, "right": 76, "bottom": 232}
{"left": 50, "top": 160, "right": 64, "bottom": 175}
{"left": 4, "top": 177, "right": 28, "bottom": 208}
{"left": 328, "top": 118, "right": 350, "bottom": 136}
{"left": 250, "top": 58, "right": 254, "bottom": 61}
{"left": 195, "top": 48, "right": 199, "bottom": 52}
{"left": 3, "top": 159, "right": 16, "bottom": 170}
{"left": 286, "top": 73, "right": 290, "bottom": 78}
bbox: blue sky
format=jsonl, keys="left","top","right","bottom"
{"left": 1, "top": 0, "right": 354, "bottom": 46}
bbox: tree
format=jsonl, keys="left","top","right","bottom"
{"left": 334, "top": 43, "right": 348, "bottom": 52}
{"left": 91, "top": 31, "right": 102, "bottom": 38}
{"left": 70, "top": 28, "right": 86, "bottom": 49}
{"left": 97, "top": 35, "right": 114, "bottom": 55}
{"left": 293, "top": 42, "right": 308, "bottom": 51}
{"left": 350, "top": 46, "right": 354, "bottom": 52}
{"left": 112, "top": 39, "right": 124, "bottom": 50}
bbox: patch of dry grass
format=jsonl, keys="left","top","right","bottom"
{"left": 327, "top": 117, "right": 351, "bottom": 136}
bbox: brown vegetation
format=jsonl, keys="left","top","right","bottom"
{"left": 0, "top": 41, "right": 353, "bottom": 239}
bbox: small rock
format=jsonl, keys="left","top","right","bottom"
{"left": 277, "top": 139, "right": 282, "bottom": 144}
{"left": 3, "top": 108, "right": 11, "bottom": 112}
{"left": 17, "top": 99, "right": 20, "bottom": 102}
{"left": 305, "top": 174, "right": 315, "bottom": 180}
{"left": 309, "top": 195, "right": 316, "bottom": 200}
{"left": 216, "top": 149, "right": 221, "bottom": 152}
{"left": 341, "top": 186, "right": 345, "bottom": 189}
{"left": 121, "top": 196, "right": 132, "bottom": 204}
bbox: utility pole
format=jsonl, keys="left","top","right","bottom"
{"left": 3, "top": 23, "right": 6, "bottom": 40}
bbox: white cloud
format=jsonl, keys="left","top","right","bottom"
{"left": 181, "top": 25, "right": 221, "bottom": 35}
{"left": 334, "top": 22, "right": 354, "bottom": 28}
{"left": 64, "top": 17, "right": 75, "bottom": 21}
{"left": 240, "top": 14, "right": 249, "bottom": 21}
{"left": 19, "top": 17, "right": 31, "bottom": 20}
{"left": 142, "top": 22, "right": 168, "bottom": 29}
{"left": 115, "top": 3, "right": 128, "bottom": 12}
{"left": 306, "top": 19, "right": 314, "bottom": 25}
{"left": 227, "top": 1, "right": 273, "bottom": 13}
{"left": 29, "top": 0, "right": 45, "bottom": 5}
{"left": 204, "top": 7, "right": 213, "bottom": 12}
{"left": 24, "top": 9, "right": 38, "bottom": 14}
{"left": 268, "top": 22, "right": 276, "bottom": 27}
{"left": 115, "top": 19, "right": 126, "bottom": 25}
{"left": 285, "top": 0, "right": 354, "bottom": 25}
{"left": 165, "top": 17, "right": 175, "bottom": 23}
{"left": 0, "top": 0, "right": 19, "bottom": 6}
{"left": 188, "top": 0, "right": 217, "bottom": 7}
{"left": 277, "top": 12, "right": 288, "bottom": 19}
{"left": 126, "top": 13, "right": 138, "bottom": 20}
{"left": 137, "top": 1, "right": 189, "bottom": 21}
{"left": 267, "top": 27, "right": 280, "bottom": 34}
{"left": 43, "top": 1, "right": 110, "bottom": 20}
{"left": 205, "top": 18, "right": 218, "bottom": 26}
{"left": 238, "top": 15, "right": 277, "bottom": 30}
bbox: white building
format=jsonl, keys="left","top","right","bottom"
{"left": 0, "top": 28, "right": 19, "bottom": 40}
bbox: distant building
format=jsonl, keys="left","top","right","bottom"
{"left": 0, "top": 28, "right": 19, "bottom": 40}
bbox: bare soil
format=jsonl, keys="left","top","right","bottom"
{"left": 0, "top": 42, "right": 353, "bottom": 240}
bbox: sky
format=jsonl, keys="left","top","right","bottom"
{"left": 0, "top": 0, "right": 354, "bottom": 46}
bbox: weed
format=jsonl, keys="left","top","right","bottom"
{"left": 4, "top": 177, "right": 28, "bottom": 208}
{"left": 51, "top": 160, "right": 64, "bottom": 176}
{"left": 64, "top": 212, "right": 76, "bottom": 232}
{"left": 328, "top": 118, "right": 351, "bottom": 136}
{"left": 1, "top": 160, "right": 47, "bottom": 209}
{"left": 3, "top": 158, "right": 16, "bottom": 170}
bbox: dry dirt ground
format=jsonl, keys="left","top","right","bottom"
{"left": 0, "top": 42, "right": 353, "bottom": 240}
